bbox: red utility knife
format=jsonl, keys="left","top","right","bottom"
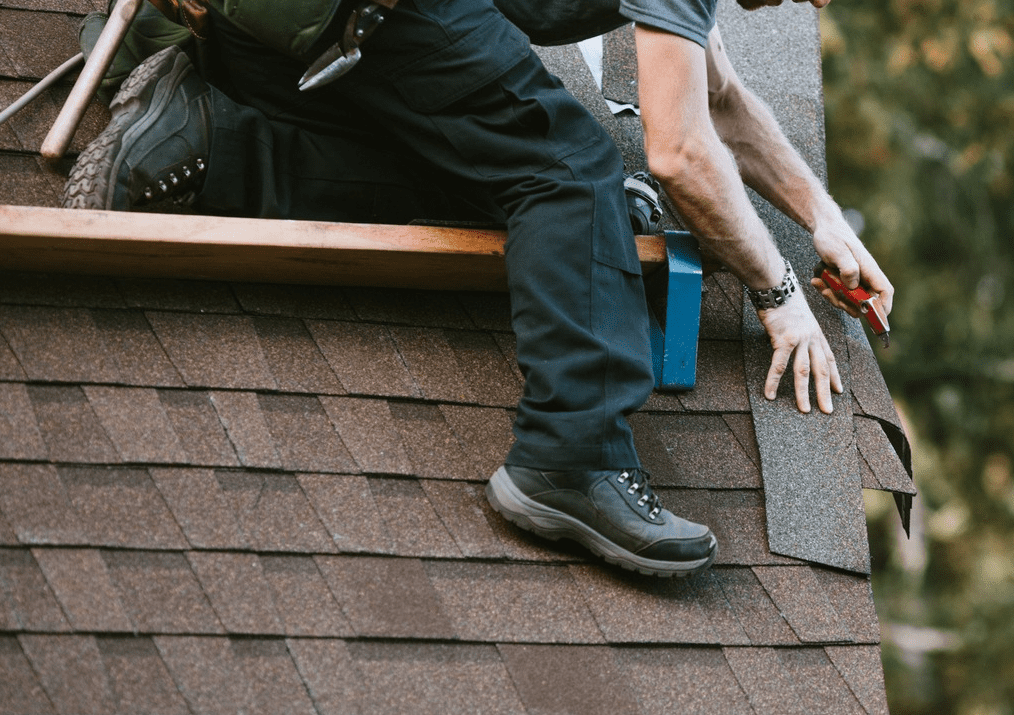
{"left": 814, "top": 263, "right": 891, "bottom": 348}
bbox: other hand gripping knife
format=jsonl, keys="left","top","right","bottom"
{"left": 814, "top": 262, "right": 891, "bottom": 348}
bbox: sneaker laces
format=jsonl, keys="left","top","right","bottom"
{"left": 616, "top": 469, "right": 664, "bottom": 520}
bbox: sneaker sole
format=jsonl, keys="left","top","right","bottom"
{"left": 485, "top": 466, "right": 716, "bottom": 578}
{"left": 62, "top": 46, "right": 193, "bottom": 210}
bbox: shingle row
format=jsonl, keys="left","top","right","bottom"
{"left": 1, "top": 545, "right": 878, "bottom": 645}
{"left": 0, "top": 633, "right": 886, "bottom": 715}
{"left": 0, "top": 462, "right": 783, "bottom": 562}
{"left": 0, "top": 383, "right": 765, "bottom": 486}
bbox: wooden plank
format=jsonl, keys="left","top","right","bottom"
{"left": 0, "top": 205, "right": 667, "bottom": 290}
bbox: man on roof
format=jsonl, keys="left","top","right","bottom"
{"left": 63, "top": 0, "right": 892, "bottom": 578}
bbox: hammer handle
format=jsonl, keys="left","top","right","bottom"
{"left": 40, "top": 0, "right": 144, "bottom": 161}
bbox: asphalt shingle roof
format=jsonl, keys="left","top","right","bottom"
{"left": 0, "top": 1, "right": 909, "bottom": 713}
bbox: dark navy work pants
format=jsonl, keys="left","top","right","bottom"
{"left": 198, "top": 0, "right": 655, "bottom": 470}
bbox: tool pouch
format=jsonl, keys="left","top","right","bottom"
{"left": 148, "top": 0, "right": 212, "bottom": 40}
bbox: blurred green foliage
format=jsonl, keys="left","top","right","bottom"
{"left": 821, "top": 1, "right": 1014, "bottom": 713}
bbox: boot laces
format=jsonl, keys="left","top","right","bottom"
{"left": 141, "top": 158, "right": 207, "bottom": 204}
{"left": 616, "top": 469, "right": 663, "bottom": 520}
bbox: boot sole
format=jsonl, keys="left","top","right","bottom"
{"left": 486, "top": 466, "right": 717, "bottom": 578}
{"left": 62, "top": 46, "right": 193, "bottom": 210}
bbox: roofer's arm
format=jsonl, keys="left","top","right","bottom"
{"left": 635, "top": 23, "right": 841, "bottom": 414}
{"left": 703, "top": 24, "right": 894, "bottom": 317}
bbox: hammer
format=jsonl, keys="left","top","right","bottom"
{"left": 40, "top": 0, "right": 144, "bottom": 161}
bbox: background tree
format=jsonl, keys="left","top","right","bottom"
{"left": 821, "top": 1, "right": 1014, "bottom": 713}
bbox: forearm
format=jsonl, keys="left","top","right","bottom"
{"left": 710, "top": 79, "right": 843, "bottom": 235}
{"left": 636, "top": 25, "right": 785, "bottom": 291}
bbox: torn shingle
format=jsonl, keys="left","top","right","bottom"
{"left": 252, "top": 316, "right": 345, "bottom": 395}
{"left": 260, "top": 555, "right": 352, "bottom": 637}
{"left": 257, "top": 393, "right": 357, "bottom": 474}
{"left": 32, "top": 548, "right": 133, "bottom": 632}
{"left": 0, "top": 306, "right": 118, "bottom": 383}
{"left": 188, "top": 552, "right": 285, "bottom": 635}
{"left": 349, "top": 641, "right": 525, "bottom": 715}
{"left": 18, "top": 634, "right": 116, "bottom": 715}
{"left": 148, "top": 467, "right": 248, "bottom": 550}
{"left": 0, "top": 382, "right": 46, "bottom": 460}
{"left": 146, "top": 312, "right": 277, "bottom": 390}
{"left": 319, "top": 396, "right": 414, "bottom": 475}
{"left": 0, "top": 635, "right": 56, "bottom": 714}
{"left": 215, "top": 470, "right": 337, "bottom": 553}
{"left": 97, "top": 636, "right": 191, "bottom": 715}
{"left": 158, "top": 390, "right": 241, "bottom": 467}
{"left": 103, "top": 551, "right": 223, "bottom": 634}
{"left": 427, "top": 561, "right": 603, "bottom": 643}
{"left": 499, "top": 644, "right": 641, "bottom": 715}
{"left": 58, "top": 466, "right": 188, "bottom": 549}
{"left": 208, "top": 391, "right": 282, "bottom": 469}
{"left": 83, "top": 386, "right": 188, "bottom": 464}
{"left": 855, "top": 416, "right": 916, "bottom": 496}
{"left": 0, "top": 548, "right": 69, "bottom": 631}
{"left": 753, "top": 566, "right": 853, "bottom": 644}
{"left": 27, "top": 385, "right": 119, "bottom": 463}
{"left": 91, "top": 309, "right": 185, "bottom": 387}
{"left": 307, "top": 320, "right": 419, "bottom": 397}
{"left": 315, "top": 556, "right": 455, "bottom": 639}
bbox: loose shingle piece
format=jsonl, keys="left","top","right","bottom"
{"left": 0, "top": 1, "right": 908, "bottom": 712}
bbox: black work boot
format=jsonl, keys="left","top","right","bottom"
{"left": 486, "top": 465, "right": 717, "bottom": 577}
{"left": 62, "top": 45, "right": 211, "bottom": 210}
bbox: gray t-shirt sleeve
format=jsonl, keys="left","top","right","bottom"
{"left": 618, "top": 0, "right": 718, "bottom": 47}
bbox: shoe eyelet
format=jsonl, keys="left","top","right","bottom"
{"left": 617, "top": 471, "right": 629, "bottom": 484}
{"left": 169, "top": 173, "right": 179, "bottom": 186}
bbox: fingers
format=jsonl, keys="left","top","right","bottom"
{"left": 764, "top": 327, "right": 843, "bottom": 415}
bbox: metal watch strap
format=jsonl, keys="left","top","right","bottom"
{"left": 747, "top": 259, "right": 798, "bottom": 310}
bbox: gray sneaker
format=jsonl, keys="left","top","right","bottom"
{"left": 62, "top": 45, "right": 211, "bottom": 210}
{"left": 486, "top": 465, "right": 717, "bottom": 577}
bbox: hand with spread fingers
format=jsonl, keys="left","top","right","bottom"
{"left": 756, "top": 291, "right": 843, "bottom": 414}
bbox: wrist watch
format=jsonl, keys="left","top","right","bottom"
{"left": 747, "top": 259, "right": 798, "bottom": 310}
